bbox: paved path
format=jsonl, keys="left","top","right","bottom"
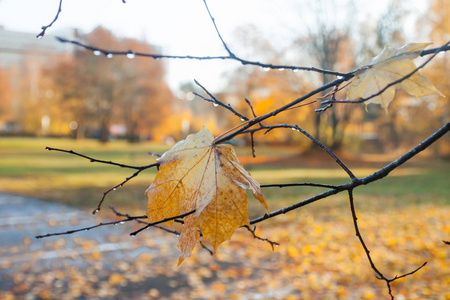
{"left": 0, "top": 192, "right": 187, "bottom": 299}
{"left": 0, "top": 193, "right": 297, "bottom": 299}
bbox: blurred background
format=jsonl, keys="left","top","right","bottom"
{"left": 0, "top": 0, "right": 449, "bottom": 299}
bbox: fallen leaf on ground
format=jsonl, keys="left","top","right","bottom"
{"left": 347, "top": 43, "right": 443, "bottom": 109}
{"left": 146, "top": 126, "right": 268, "bottom": 264}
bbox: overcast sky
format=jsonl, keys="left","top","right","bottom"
{"left": 0, "top": 0, "right": 429, "bottom": 92}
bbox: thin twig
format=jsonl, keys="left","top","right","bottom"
{"left": 215, "top": 42, "right": 449, "bottom": 145}
{"left": 35, "top": 215, "right": 145, "bottom": 239}
{"left": 45, "top": 146, "right": 159, "bottom": 214}
{"left": 261, "top": 182, "right": 338, "bottom": 189}
{"left": 194, "top": 80, "right": 249, "bottom": 121}
{"left": 109, "top": 206, "right": 182, "bottom": 235}
{"left": 388, "top": 262, "right": 427, "bottom": 281}
{"left": 45, "top": 147, "right": 159, "bottom": 170}
{"left": 213, "top": 78, "right": 347, "bottom": 144}
{"left": 199, "top": 241, "right": 214, "bottom": 255}
{"left": 250, "top": 132, "right": 256, "bottom": 158}
{"left": 54, "top": 34, "right": 449, "bottom": 79}
{"left": 130, "top": 210, "right": 196, "bottom": 236}
{"left": 348, "top": 189, "right": 427, "bottom": 299}
{"left": 53, "top": 38, "right": 346, "bottom": 77}
{"left": 37, "top": 0, "right": 63, "bottom": 39}
{"left": 201, "top": 0, "right": 235, "bottom": 57}
{"left": 55, "top": 36, "right": 230, "bottom": 60}
{"left": 348, "top": 189, "right": 392, "bottom": 297}
{"left": 248, "top": 124, "right": 356, "bottom": 180}
{"left": 93, "top": 168, "right": 146, "bottom": 214}
{"left": 244, "top": 225, "right": 279, "bottom": 251}
{"left": 245, "top": 98, "right": 258, "bottom": 119}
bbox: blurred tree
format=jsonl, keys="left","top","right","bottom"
{"left": 47, "top": 27, "right": 173, "bottom": 142}
{"left": 360, "top": 0, "right": 448, "bottom": 153}
{"left": 224, "top": 26, "right": 314, "bottom": 147}
{"left": 299, "top": 0, "right": 356, "bottom": 150}
{"left": 0, "top": 65, "right": 13, "bottom": 129}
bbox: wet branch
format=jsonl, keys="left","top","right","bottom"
{"left": 35, "top": 214, "right": 146, "bottom": 239}
{"left": 193, "top": 79, "right": 249, "bottom": 121}
{"left": 93, "top": 168, "right": 145, "bottom": 214}
{"left": 250, "top": 121, "right": 449, "bottom": 225}
{"left": 244, "top": 225, "right": 279, "bottom": 251}
{"left": 348, "top": 189, "right": 427, "bottom": 299}
{"left": 130, "top": 210, "right": 196, "bottom": 236}
{"left": 110, "top": 206, "right": 181, "bottom": 235}
{"left": 45, "top": 147, "right": 159, "bottom": 170}
{"left": 45, "top": 146, "right": 159, "bottom": 214}
{"left": 261, "top": 182, "right": 337, "bottom": 189}
{"left": 245, "top": 124, "right": 356, "bottom": 180}
{"left": 37, "top": 0, "right": 63, "bottom": 39}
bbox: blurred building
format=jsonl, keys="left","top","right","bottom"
{"left": 0, "top": 26, "right": 75, "bottom": 67}
{"left": 0, "top": 26, "right": 76, "bottom": 134}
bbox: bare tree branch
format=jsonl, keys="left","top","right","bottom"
{"left": 348, "top": 189, "right": 427, "bottom": 299}
{"left": 45, "top": 147, "right": 159, "bottom": 213}
{"left": 250, "top": 121, "right": 449, "bottom": 225}
{"left": 130, "top": 210, "right": 196, "bottom": 236}
{"left": 244, "top": 225, "right": 279, "bottom": 250}
{"left": 193, "top": 80, "right": 249, "bottom": 121}
{"left": 35, "top": 214, "right": 145, "bottom": 239}
{"left": 246, "top": 124, "right": 356, "bottom": 180}
{"left": 53, "top": 39, "right": 347, "bottom": 77}
{"left": 261, "top": 182, "right": 338, "bottom": 189}
{"left": 45, "top": 147, "right": 159, "bottom": 170}
{"left": 37, "top": 0, "right": 63, "bottom": 39}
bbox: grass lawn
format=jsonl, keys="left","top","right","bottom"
{"left": 0, "top": 137, "right": 448, "bottom": 214}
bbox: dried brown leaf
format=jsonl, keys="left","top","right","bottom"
{"left": 146, "top": 126, "right": 268, "bottom": 264}
{"left": 347, "top": 43, "right": 444, "bottom": 110}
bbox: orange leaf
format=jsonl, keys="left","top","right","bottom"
{"left": 146, "top": 126, "right": 268, "bottom": 264}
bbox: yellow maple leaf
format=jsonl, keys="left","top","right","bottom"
{"left": 146, "top": 126, "right": 268, "bottom": 264}
{"left": 347, "top": 43, "right": 444, "bottom": 110}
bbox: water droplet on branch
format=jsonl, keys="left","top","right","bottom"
{"left": 106, "top": 53, "right": 113, "bottom": 59}
{"left": 93, "top": 50, "right": 101, "bottom": 56}
{"left": 126, "top": 51, "right": 135, "bottom": 59}
{"left": 213, "top": 102, "right": 219, "bottom": 107}
{"left": 263, "top": 67, "right": 270, "bottom": 72}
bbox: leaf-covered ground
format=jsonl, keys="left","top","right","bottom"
{"left": 1, "top": 138, "right": 448, "bottom": 299}
{"left": 1, "top": 192, "right": 448, "bottom": 300}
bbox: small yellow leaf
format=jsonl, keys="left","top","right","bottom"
{"left": 146, "top": 126, "right": 268, "bottom": 263}
{"left": 347, "top": 43, "right": 444, "bottom": 110}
